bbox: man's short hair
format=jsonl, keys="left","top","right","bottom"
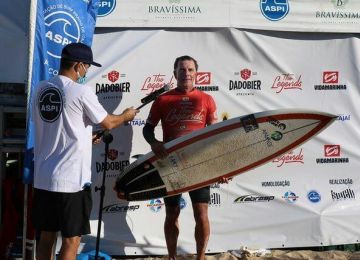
{"left": 60, "top": 59, "right": 76, "bottom": 70}
{"left": 174, "top": 55, "right": 198, "bottom": 71}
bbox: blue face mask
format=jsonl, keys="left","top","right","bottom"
{"left": 77, "top": 63, "right": 88, "bottom": 84}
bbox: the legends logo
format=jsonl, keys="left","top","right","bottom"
{"left": 271, "top": 73, "right": 302, "bottom": 93}
{"left": 141, "top": 74, "right": 175, "bottom": 94}
{"left": 272, "top": 148, "right": 304, "bottom": 167}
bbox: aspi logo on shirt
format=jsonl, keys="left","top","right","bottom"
{"left": 260, "top": 0, "right": 290, "bottom": 21}
{"left": 97, "top": 0, "right": 117, "bottom": 17}
{"left": 38, "top": 87, "right": 63, "bottom": 122}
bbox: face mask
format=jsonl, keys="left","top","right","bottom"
{"left": 77, "top": 63, "right": 88, "bottom": 84}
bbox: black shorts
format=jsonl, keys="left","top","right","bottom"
{"left": 33, "top": 187, "right": 92, "bottom": 238}
{"left": 164, "top": 186, "right": 210, "bottom": 207}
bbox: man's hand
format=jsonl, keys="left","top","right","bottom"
{"left": 151, "top": 141, "right": 168, "bottom": 159}
{"left": 218, "top": 176, "right": 233, "bottom": 184}
{"left": 122, "top": 107, "right": 139, "bottom": 122}
{"left": 92, "top": 133, "right": 102, "bottom": 144}
{"left": 113, "top": 185, "right": 126, "bottom": 200}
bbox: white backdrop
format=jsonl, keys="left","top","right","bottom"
{"left": 79, "top": 28, "right": 360, "bottom": 255}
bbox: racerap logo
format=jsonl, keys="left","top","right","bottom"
{"left": 272, "top": 148, "right": 304, "bottom": 167}
{"left": 241, "top": 69, "right": 251, "bottom": 80}
{"left": 195, "top": 72, "right": 211, "bottom": 85}
{"left": 271, "top": 73, "right": 302, "bottom": 93}
{"left": 141, "top": 74, "right": 175, "bottom": 94}
{"left": 323, "top": 71, "right": 338, "bottom": 84}
{"left": 324, "top": 144, "right": 340, "bottom": 157}
{"left": 108, "top": 70, "right": 120, "bottom": 82}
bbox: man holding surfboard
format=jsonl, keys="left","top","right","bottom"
{"left": 142, "top": 55, "right": 219, "bottom": 260}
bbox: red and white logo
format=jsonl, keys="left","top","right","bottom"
{"left": 324, "top": 145, "right": 340, "bottom": 157}
{"left": 323, "top": 71, "right": 339, "bottom": 84}
{"left": 108, "top": 70, "right": 120, "bottom": 83}
{"left": 195, "top": 72, "right": 211, "bottom": 85}
{"left": 240, "top": 69, "right": 251, "bottom": 80}
{"left": 107, "top": 149, "right": 119, "bottom": 161}
{"left": 141, "top": 74, "right": 175, "bottom": 94}
{"left": 272, "top": 148, "right": 304, "bottom": 167}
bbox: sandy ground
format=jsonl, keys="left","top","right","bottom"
{"left": 114, "top": 250, "right": 360, "bottom": 259}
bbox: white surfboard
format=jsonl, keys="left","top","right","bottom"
{"left": 115, "top": 109, "right": 336, "bottom": 201}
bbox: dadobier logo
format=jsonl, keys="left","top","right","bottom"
{"left": 38, "top": 87, "right": 63, "bottom": 123}
{"left": 229, "top": 68, "right": 262, "bottom": 96}
{"left": 141, "top": 74, "right": 175, "bottom": 95}
{"left": 96, "top": 70, "right": 130, "bottom": 100}
{"left": 44, "top": 4, "right": 85, "bottom": 75}
{"left": 97, "top": 0, "right": 116, "bottom": 17}
{"left": 147, "top": 198, "right": 164, "bottom": 213}
{"left": 272, "top": 148, "right": 304, "bottom": 167}
{"left": 195, "top": 72, "right": 219, "bottom": 92}
{"left": 271, "top": 73, "right": 302, "bottom": 93}
{"left": 260, "top": 0, "right": 290, "bottom": 21}
{"left": 314, "top": 71, "right": 347, "bottom": 90}
{"left": 96, "top": 149, "right": 129, "bottom": 173}
{"left": 316, "top": 144, "right": 349, "bottom": 164}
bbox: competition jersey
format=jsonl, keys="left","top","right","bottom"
{"left": 147, "top": 88, "right": 217, "bottom": 142}
{"left": 32, "top": 75, "right": 108, "bottom": 192}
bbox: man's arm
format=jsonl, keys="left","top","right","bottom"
{"left": 143, "top": 123, "right": 168, "bottom": 159}
{"left": 100, "top": 107, "right": 139, "bottom": 130}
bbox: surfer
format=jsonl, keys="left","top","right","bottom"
{"left": 142, "top": 55, "right": 229, "bottom": 260}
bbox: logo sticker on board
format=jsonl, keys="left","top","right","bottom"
{"left": 260, "top": 0, "right": 289, "bottom": 21}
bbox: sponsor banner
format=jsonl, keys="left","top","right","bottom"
{"left": 84, "top": 28, "right": 360, "bottom": 255}
{"left": 95, "top": 0, "right": 360, "bottom": 32}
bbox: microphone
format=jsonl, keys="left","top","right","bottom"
{"left": 140, "top": 84, "right": 170, "bottom": 104}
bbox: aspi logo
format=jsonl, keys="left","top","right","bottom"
{"left": 307, "top": 190, "right": 321, "bottom": 203}
{"left": 38, "top": 87, "right": 63, "bottom": 122}
{"left": 97, "top": 0, "right": 116, "bottom": 17}
{"left": 260, "top": 0, "right": 290, "bottom": 21}
{"left": 45, "top": 9, "right": 82, "bottom": 59}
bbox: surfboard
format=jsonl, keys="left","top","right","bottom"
{"left": 114, "top": 109, "right": 336, "bottom": 201}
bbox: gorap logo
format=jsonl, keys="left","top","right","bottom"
{"left": 97, "top": 0, "right": 116, "bottom": 17}
{"left": 45, "top": 8, "right": 83, "bottom": 59}
{"left": 260, "top": 0, "right": 290, "bottom": 21}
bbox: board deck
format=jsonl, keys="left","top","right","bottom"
{"left": 115, "top": 109, "right": 336, "bottom": 201}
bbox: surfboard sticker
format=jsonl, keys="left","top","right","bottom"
{"left": 115, "top": 109, "right": 336, "bottom": 201}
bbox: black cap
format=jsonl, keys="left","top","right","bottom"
{"left": 61, "top": 42, "right": 101, "bottom": 67}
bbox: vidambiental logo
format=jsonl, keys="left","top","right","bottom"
{"left": 316, "top": 144, "right": 349, "bottom": 164}
{"left": 314, "top": 71, "right": 347, "bottom": 90}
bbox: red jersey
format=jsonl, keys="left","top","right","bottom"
{"left": 147, "top": 88, "right": 217, "bottom": 142}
